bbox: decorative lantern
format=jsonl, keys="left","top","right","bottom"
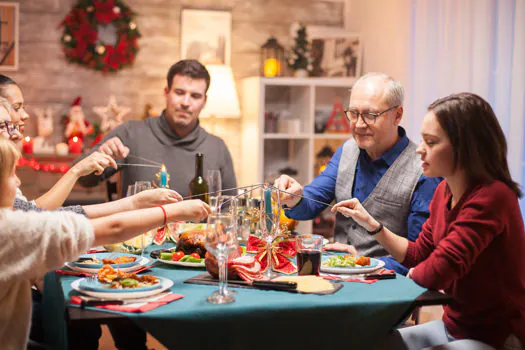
{"left": 261, "top": 37, "right": 284, "bottom": 77}
{"left": 315, "top": 145, "right": 334, "bottom": 175}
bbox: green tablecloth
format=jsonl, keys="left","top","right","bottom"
{"left": 42, "top": 246, "right": 427, "bottom": 350}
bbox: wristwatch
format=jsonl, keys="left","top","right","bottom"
{"left": 367, "top": 222, "right": 384, "bottom": 235}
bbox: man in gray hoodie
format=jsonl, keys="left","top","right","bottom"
{"left": 76, "top": 59, "right": 237, "bottom": 198}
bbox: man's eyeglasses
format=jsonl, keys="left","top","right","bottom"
{"left": 0, "top": 121, "right": 20, "bottom": 136}
{"left": 343, "top": 105, "right": 399, "bottom": 125}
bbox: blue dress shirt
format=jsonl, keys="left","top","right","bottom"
{"left": 286, "top": 127, "right": 442, "bottom": 275}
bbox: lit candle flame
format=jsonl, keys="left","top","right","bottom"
{"left": 25, "top": 136, "right": 31, "bottom": 142}
{"left": 72, "top": 136, "right": 78, "bottom": 142}
{"left": 161, "top": 163, "right": 167, "bottom": 172}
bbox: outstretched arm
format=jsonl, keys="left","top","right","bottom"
{"left": 91, "top": 200, "right": 210, "bottom": 246}
{"left": 34, "top": 152, "right": 117, "bottom": 210}
{"left": 332, "top": 198, "right": 409, "bottom": 262}
{"left": 82, "top": 188, "right": 182, "bottom": 218}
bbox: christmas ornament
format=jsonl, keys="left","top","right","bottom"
{"left": 59, "top": 0, "right": 141, "bottom": 73}
{"left": 288, "top": 22, "right": 313, "bottom": 76}
{"left": 93, "top": 95, "right": 130, "bottom": 133}
{"left": 33, "top": 106, "right": 55, "bottom": 154}
{"left": 64, "top": 97, "right": 94, "bottom": 142}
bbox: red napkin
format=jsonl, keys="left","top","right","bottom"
{"left": 69, "top": 292, "right": 184, "bottom": 313}
{"left": 321, "top": 269, "right": 395, "bottom": 284}
{"left": 56, "top": 270, "right": 94, "bottom": 277}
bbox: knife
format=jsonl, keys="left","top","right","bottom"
{"left": 251, "top": 280, "right": 298, "bottom": 290}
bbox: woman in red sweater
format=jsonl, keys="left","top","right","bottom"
{"left": 333, "top": 93, "right": 525, "bottom": 349}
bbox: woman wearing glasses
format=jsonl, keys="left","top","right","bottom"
{"left": 333, "top": 93, "right": 525, "bottom": 349}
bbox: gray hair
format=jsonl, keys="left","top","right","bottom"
{"left": 352, "top": 72, "right": 404, "bottom": 107}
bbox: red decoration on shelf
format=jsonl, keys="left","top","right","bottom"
{"left": 325, "top": 97, "right": 351, "bottom": 133}
{"left": 59, "top": 0, "right": 141, "bottom": 73}
{"left": 17, "top": 157, "right": 70, "bottom": 174}
{"left": 22, "top": 137, "right": 34, "bottom": 154}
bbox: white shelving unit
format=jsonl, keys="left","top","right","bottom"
{"left": 240, "top": 77, "right": 358, "bottom": 235}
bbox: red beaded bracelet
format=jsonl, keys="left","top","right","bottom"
{"left": 158, "top": 205, "right": 167, "bottom": 226}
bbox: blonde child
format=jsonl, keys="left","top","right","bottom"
{"left": 0, "top": 138, "right": 210, "bottom": 349}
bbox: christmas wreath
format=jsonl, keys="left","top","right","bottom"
{"left": 60, "top": 0, "right": 140, "bottom": 73}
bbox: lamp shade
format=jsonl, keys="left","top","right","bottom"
{"left": 201, "top": 65, "right": 241, "bottom": 118}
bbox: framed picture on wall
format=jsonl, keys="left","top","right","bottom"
{"left": 0, "top": 2, "right": 19, "bottom": 71}
{"left": 308, "top": 26, "right": 361, "bottom": 78}
{"left": 180, "top": 9, "right": 231, "bottom": 65}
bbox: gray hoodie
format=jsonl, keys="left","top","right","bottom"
{"left": 75, "top": 112, "right": 237, "bottom": 198}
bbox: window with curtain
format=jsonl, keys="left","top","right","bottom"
{"left": 406, "top": 0, "right": 525, "bottom": 212}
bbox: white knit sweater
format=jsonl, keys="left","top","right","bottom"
{"left": 0, "top": 209, "right": 94, "bottom": 350}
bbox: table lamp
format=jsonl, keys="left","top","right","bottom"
{"left": 201, "top": 65, "right": 241, "bottom": 120}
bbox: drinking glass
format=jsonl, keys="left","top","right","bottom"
{"left": 213, "top": 195, "right": 239, "bottom": 296}
{"left": 205, "top": 212, "right": 237, "bottom": 304}
{"left": 296, "top": 234, "right": 323, "bottom": 276}
{"left": 207, "top": 169, "right": 222, "bottom": 197}
{"left": 128, "top": 181, "right": 153, "bottom": 256}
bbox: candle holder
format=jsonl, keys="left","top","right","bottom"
{"left": 154, "top": 163, "right": 170, "bottom": 188}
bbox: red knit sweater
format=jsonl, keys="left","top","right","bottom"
{"left": 403, "top": 180, "right": 525, "bottom": 348}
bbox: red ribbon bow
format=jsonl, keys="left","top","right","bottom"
{"left": 246, "top": 235, "right": 297, "bottom": 274}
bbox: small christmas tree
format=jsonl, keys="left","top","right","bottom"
{"left": 288, "top": 23, "right": 312, "bottom": 73}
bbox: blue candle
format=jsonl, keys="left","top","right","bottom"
{"left": 264, "top": 189, "right": 273, "bottom": 230}
{"left": 160, "top": 164, "right": 167, "bottom": 187}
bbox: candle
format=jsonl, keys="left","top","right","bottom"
{"left": 55, "top": 142, "right": 69, "bottom": 156}
{"left": 264, "top": 58, "right": 279, "bottom": 77}
{"left": 160, "top": 164, "right": 168, "bottom": 187}
{"left": 22, "top": 137, "right": 34, "bottom": 154}
{"left": 68, "top": 136, "right": 83, "bottom": 154}
{"left": 264, "top": 188, "right": 274, "bottom": 231}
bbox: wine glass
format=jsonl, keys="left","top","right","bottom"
{"left": 205, "top": 212, "right": 237, "bottom": 304}
{"left": 129, "top": 181, "right": 153, "bottom": 256}
{"left": 213, "top": 196, "right": 239, "bottom": 296}
{"left": 207, "top": 170, "right": 222, "bottom": 211}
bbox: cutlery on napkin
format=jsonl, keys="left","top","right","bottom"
{"left": 78, "top": 292, "right": 172, "bottom": 307}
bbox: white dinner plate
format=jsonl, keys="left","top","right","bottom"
{"left": 154, "top": 258, "right": 205, "bottom": 268}
{"left": 71, "top": 276, "right": 173, "bottom": 300}
{"left": 320, "top": 257, "right": 385, "bottom": 274}
{"left": 65, "top": 256, "right": 151, "bottom": 273}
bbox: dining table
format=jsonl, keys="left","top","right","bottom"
{"left": 41, "top": 243, "right": 452, "bottom": 350}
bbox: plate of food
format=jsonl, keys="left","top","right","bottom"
{"left": 71, "top": 253, "right": 140, "bottom": 269}
{"left": 65, "top": 255, "right": 150, "bottom": 273}
{"left": 72, "top": 275, "right": 172, "bottom": 299}
{"left": 150, "top": 248, "right": 205, "bottom": 268}
{"left": 320, "top": 255, "right": 385, "bottom": 274}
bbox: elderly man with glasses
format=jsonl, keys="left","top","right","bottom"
{"left": 275, "top": 72, "right": 441, "bottom": 275}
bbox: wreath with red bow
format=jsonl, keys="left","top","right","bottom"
{"left": 59, "top": 0, "right": 140, "bottom": 73}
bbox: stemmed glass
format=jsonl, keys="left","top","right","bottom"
{"left": 260, "top": 184, "right": 281, "bottom": 280}
{"left": 207, "top": 169, "right": 222, "bottom": 212}
{"left": 126, "top": 181, "right": 153, "bottom": 256}
{"left": 205, "top": 210, "right": 237, "bottom": 304}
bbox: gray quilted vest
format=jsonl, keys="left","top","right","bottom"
{"left": 334, "top": 139, "right": 422, "bottom": 257}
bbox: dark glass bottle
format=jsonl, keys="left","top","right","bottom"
{"left": 189, "top": 153, "right": 209, "bottom": 203}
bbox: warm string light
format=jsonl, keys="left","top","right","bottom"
{"left": 17, "top": 157, "right": 70, "bottom": 173}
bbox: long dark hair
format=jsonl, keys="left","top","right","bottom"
{"left": 428, "top": 92, "right": 522, "bottom": 198}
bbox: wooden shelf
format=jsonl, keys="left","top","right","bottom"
{"left": 241, "top": 77, "right": 358, "bottom": 234}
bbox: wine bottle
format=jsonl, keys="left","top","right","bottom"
{"left": 189, "top": 153, "right": 210, "bottom": 203}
